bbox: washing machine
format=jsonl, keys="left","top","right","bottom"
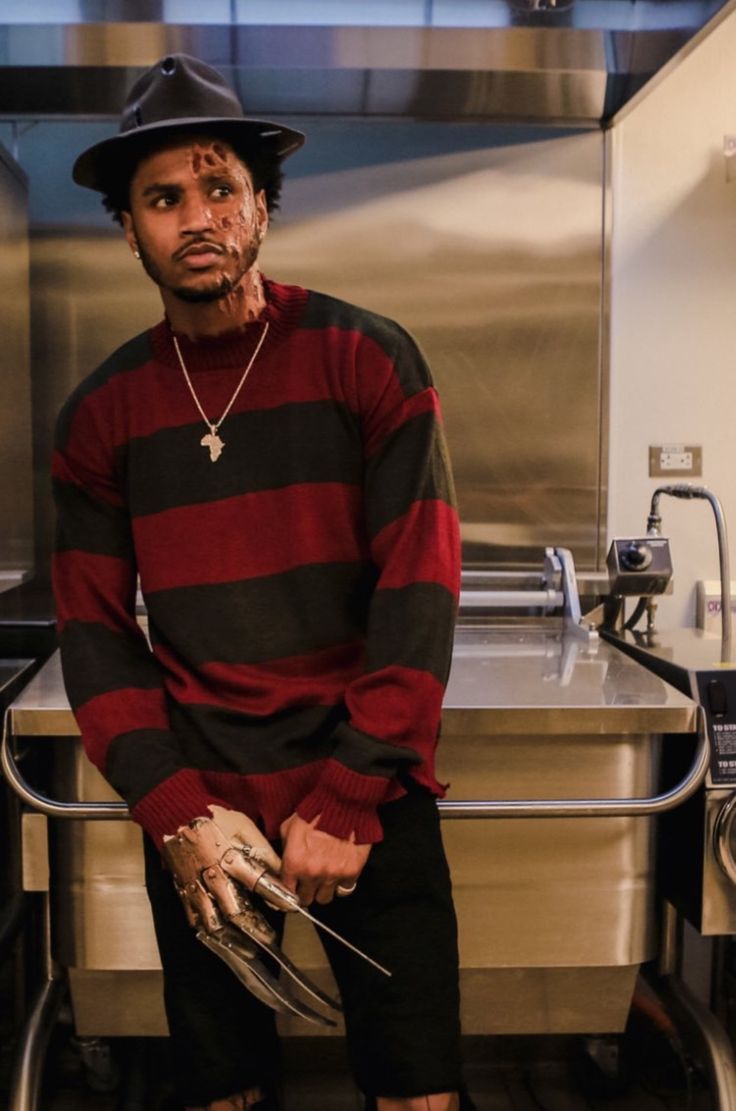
{"left": 604, "top": 626, "right": 736, "bottom": 936}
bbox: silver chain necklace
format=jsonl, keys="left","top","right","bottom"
{"left": 172, "top": 321, "right": 270, "bottom": 462}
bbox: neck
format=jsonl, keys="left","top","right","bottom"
{"left": 162, "top": 267, "right": 266, "bottom": 340}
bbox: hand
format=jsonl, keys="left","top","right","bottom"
{"left": 161, "top": 807, "right": 279, "bottom": 934}
{"left": 160, "top": 809, "right": 344, "bottom": 1025}
{"left": 279, "top": 812, "right": 371, "bottom": 906}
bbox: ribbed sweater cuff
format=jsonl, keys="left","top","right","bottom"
{"left": 296, "top": 759, "right": 393, "bottom": 844}
{"left": 131, "top": 768, "right": 227, "bottom": 850}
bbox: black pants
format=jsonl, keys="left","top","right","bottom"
{"left": 144, "top": 783, "right": 466, "bottom": 1107}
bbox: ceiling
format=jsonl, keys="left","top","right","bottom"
{"left": 0, "top": 1, "right": 733, "bottom": 125}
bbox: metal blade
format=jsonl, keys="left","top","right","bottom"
{"left": 229, "top": 911, "right": 343, "bottom": 1014}
{"left": 252, "top": 871, "right": 391, "bottom": 977}
{"left": 196, "top": 928, "right": 336, "bottom": 1027}
{"left": 293, "top": 905, "right": 392, "bottom": 978}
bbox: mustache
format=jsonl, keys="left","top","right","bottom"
{"left": 172, "top": 239, "right": 226, "bottom": 261}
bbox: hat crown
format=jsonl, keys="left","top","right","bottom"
{"left": 121, "top": 54, "right": 243, "bottom": 134}
{"left": 72, "top": 52, "right": 305, "bottom": 192}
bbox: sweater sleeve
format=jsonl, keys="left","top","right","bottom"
{"left": 295, "top": 326, "right": 461, "bottom": 843}
{"left": 52, "top": 383, "right": 226, "bottom": 849}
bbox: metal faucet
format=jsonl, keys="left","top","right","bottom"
{"left": 647, "top": 484, "right": 732, "bottom": 663}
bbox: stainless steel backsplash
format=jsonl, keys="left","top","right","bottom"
{"left": 25, "top": 121, "right": 605, "bottom": 574}
{"left": 0, "top": 145, "right": 34, "bottom": 580}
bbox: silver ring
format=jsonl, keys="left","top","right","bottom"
{"left": 335, "top": 882, "right": 357, "bottom": 897}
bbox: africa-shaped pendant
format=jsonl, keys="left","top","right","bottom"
{"left": 201, "top": 429, "right": 225, "bottom": 462}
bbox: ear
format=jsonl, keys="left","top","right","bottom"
{"left": 121, "top": 211, "right": 139, "bottom": 257}
{"left": 255, "top": 189, "right": 269, "bottom": 243}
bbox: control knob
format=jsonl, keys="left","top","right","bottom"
{"left": 619, "top": 542, "right": 653, "bottom": 571}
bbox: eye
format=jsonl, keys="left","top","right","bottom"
{"left": 152, "top": 192, "right": 178, "bottom": 209}
{"left": 211, "top": 184, "right": 234, "bottom": 199}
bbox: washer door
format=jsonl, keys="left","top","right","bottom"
{"left": 713, "top": 792, "right": 736, "bottom": 886}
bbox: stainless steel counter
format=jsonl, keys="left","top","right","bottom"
{"left": 10, "top": 626, "right": 698, "bottom": 738}
{"left": 7, "top": 629, "right": 702, "bottom": 1038}
{"left": 444, "top": 624, "right": 698, "bottom": 734}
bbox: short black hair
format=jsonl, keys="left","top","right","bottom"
{"left": 100, "top": 129, "right": 285, "bottom": 225}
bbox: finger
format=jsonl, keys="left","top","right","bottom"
{"left": 219, "top": 847, "right": 267, "bottom": 893}
{"left": 296, "top": 877, "right": 320, "bottom": 907}
{"left": 208, "top": 805, "right": 282, "bottom": 873}
{"left": 314, "top": 880, "right": 338, "bottom": 906}
{"left": 200, "top": 861, "right": 242, "bottom": 917}
{"left": 280, "top": 857, "right": 299, "bottom": 894}
{"left": 180, "top": 878, "right": 223, "bottom": 933}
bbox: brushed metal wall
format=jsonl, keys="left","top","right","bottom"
{"left": 0, "top": 143, "right": 34, "bottom": 580}
{"left": 25, "top": 120, "right": 605, "bottom": 572}
{"left": 264, "top": 127, "right": 606, "bottom": 568}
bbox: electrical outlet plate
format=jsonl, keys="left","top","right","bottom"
{"left": 649, "top": 444, "right": 702, "bottom": 477}
{"left": 726, "top": 135, "right": 736, "bottom": 182}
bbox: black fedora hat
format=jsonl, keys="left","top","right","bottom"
{"left": 73, "top": 53, "right": 305, "bottom": 192}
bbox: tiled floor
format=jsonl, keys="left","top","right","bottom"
{"left": 37, "top": 1032, "right": 712, "bottom": 1110}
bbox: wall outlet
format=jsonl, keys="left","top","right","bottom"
{"left": 726, "top": 135, "right": 736, "bottom": 182}
{"left": 649, "top": 444, "right": 702, "bottom": 477}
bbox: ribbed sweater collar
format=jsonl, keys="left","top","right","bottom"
{"left": 149, "top": 278, "right": 308, "bottom": 371}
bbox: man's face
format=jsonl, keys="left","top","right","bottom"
{"left": 121, "top": 136, "right": 268, "bottom": 303}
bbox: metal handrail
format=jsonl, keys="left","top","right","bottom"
{"left": 459, "top": 589, "right": 564, "bottom": 610}
{"left": 437, "top": 724, "right": 709, "bottom": 817}
{"left": 1, "top": 715, "right": 128, "bottom": 819}
{"left": 3, "top": 710, "right": 710, "bottom": 822}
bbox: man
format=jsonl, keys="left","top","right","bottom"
{"left": 53, "top": 54, "right": 470, "bottom": 1111}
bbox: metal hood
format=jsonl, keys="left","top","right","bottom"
{"left": 0, "top": 2, "right": 733, "bottom": 128}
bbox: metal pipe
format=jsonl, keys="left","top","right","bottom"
{"left": 658, "top": 900, "right": 679, "bottom": 978}
{"left": 3, "top": 711, "right": 708, "bottom": 822}
{"left": 9, "top": 976, "right": 65, "bottom": 1111}
{"left": 459, "top": 589, "right": 563, "bottom": 609}
{"left": 8, "top": 894, "right": 65, "bottom": 1111}
{"left": 438, "top": 726, "right": 709, "bottom": 818}
{"left": 649, "top": 484, "right": 732, "bottom": 662}
{"left": 659, "top": 975, "right": 736, "bottom": 1111}
{"left": 1, "top": 717, "right": 128, "bottom": 819}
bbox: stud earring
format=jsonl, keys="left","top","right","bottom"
{"left": 133, "top": 248, "right": 141, "bottom": 259}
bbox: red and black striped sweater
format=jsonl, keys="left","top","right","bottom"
{"left": 52, "top": 280, "right": 461, "bottom": 849}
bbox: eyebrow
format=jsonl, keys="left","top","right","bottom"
{"left": 141, "top": 181, "right": 181, "bottom": 198}
{"left": 140, "top": 170, "right": 240, "bottom": 197}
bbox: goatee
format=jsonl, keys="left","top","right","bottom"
{"left": 136, "top": 238, "right": 259, "bottom": 303}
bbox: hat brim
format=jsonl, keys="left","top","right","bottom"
{"left": 72, "top": 116, "right": 305, "bottom": 192}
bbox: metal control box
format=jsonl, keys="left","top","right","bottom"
{"left": 607, "top": 537, "right": 673, "bottom": 596}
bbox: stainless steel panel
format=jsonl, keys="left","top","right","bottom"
{"left": 0, "top": 143, "right": 33, "bottom": 577}
{"left": 0, "top": 14, "right": 725, "bottom": 122}
{"left": 49, "top": 723, "right": 661, "bottom": 1036}
{"left": 263, "top": 128, "right": 607, "bottom": 567}
{"left": 69, "top": 969, "right": 167, "bottom": 1038}
{"left": 23, "top": 124, "right": 607, "bottom": 569}
{"left": 66, "top": 963, "right": 640, "bottom": 1039}
{"left": 10, "top": 639, "right": 699, "bottom": 738}
{"left": 443, "top": 625, "right": 699, "bottom": 733}
{"left": 439, "top": 733, "right": 658, "bottom": 968}
{"left": 15, "top": 633, "right": 696, "bottom": 1036}
{"left": 21, "top": 811, "right": 48, "bottom": 892}
{"left": 48, "top": 725, "right": 659, "bottom": 970}
{"left": 278, "top": 925, "right": 641, "bottom": 1037}
{"left": 454, "top": 966, "right": 640, "bottom": 1036}
{"left": 279, "top": 720, "right": 661, "bottom": 1036}
{"left": 50, "top": 752, "right": 160, "bottom": 972}
{"left": 28, "top": 232, "right": 160, "bottom": 577}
